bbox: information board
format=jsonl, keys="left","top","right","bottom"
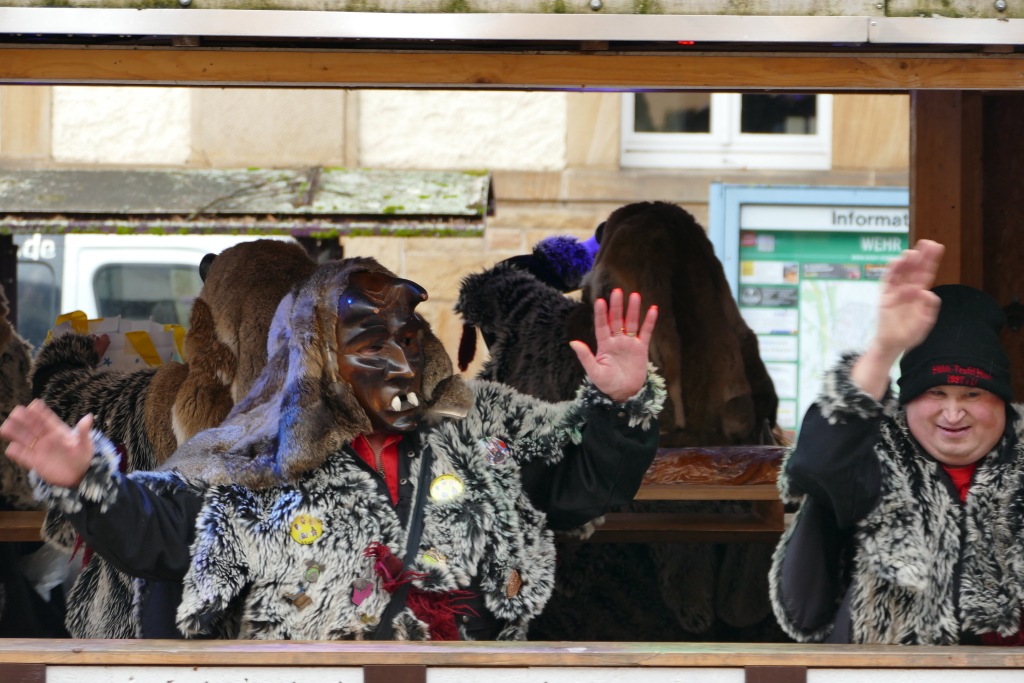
{"left": 709, "top": 186, "right": 909, "bottom": 431}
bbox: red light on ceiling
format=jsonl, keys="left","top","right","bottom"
{"left": 677, "top": 41, "right": 695, "bottom": 44}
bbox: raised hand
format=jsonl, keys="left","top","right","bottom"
{"left": 570, "top": 288, "right": 658, "bottom": 402}
{"left": 1, "top": 399, "right": 95, "bottom": 488}
{"left": 852, "top": 239, "right": 945, "bottom": 400}
{"left": 875, "top": 239, "right": 945, "bottom": 355}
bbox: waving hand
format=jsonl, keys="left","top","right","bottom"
{"left": 570, "top": 289, "right": 658, "bottom": 402}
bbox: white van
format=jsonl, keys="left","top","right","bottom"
{"left": 14, "top": 233, "right": 294, "bottom": 349}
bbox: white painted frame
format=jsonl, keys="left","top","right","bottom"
{"left": 620, "top": 93, "right": 833, "bottom": 170}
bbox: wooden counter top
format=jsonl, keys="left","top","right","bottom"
{"left": 1, "top": 640, "right": 1023, "bottom": 668}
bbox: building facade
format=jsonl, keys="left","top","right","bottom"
{"left": 0, "top": 85, "right": 909, "bottom": 372}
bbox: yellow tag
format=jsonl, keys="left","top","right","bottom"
{"left": 429, "top": 474, "right": 465, "bottom": 501}
{"left": 741, "top": 261, "right": 755, "bottom": 277}
{"left": 125, "top": 331, "right": 164, "bottom": 367}
{"left": 290, "top": 514, "right": 324, "bottom": 545}
{"left": 164, "top": 324, "right": 187, "bottom": 361}
{"left": 55, "top": 310, "right": 91, "bottom": 334}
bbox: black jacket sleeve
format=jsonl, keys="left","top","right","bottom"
{"left": 64, "top": 474, "right": 203, "bottom": 582}
{"left": 785, "top": 404, "right": 883, "bottom": 530}
{"left": 519, "top": 402, "right": 658, "bottom": 531}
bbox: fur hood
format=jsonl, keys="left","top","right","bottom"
{"left": 161, "top": 257, "right": 473, "bottom": 489}
{"left": 142, "top": 239, "right": 318, "bottom": 462}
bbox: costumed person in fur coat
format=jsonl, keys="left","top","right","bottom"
{"left": 30, "top": 239, "right": 317, "bottom": 638}
{"left": 2, "top": 257, "right": 664, "bottom": 640}
{"left": 772, "top": 240, "right": 1024, "bottom": 645}
{"left": 0, "top": 283, "right": 69, "bottom": 637}
{"left": 456, "top": 201, "right": 783, "bottom": 642}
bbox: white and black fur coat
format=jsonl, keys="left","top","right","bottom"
{"left": 771, "top": 355, "right": 1024, "bottom": 644}
{"left": 35, "top": 257, "right": 664, "bottom": 640}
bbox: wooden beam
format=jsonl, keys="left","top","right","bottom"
{"left": 910, "top": 90, "right": 984, "bottom": 288}
{"left": 588, "top": 511, "right": 784, "bottom": 543}
{"left": 634, "top": 483, "right": 779, "bottom": 500}
{"left": 365, "top": 665, "right": 426, "bottom": 683}
{"left": 981, "top": 93, "right": 1024, "bottom": 401}
{"left": 1, "top": 48, "right": 1024, "bottom": 90}
{"left": 2, "top": 639, "right": 1024, "bottom": 667}
{"left": 0, "top": 511, "right": 44, "bottom": 542}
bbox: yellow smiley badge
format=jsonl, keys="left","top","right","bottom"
{"left": 289, "top": 514, "right": 324, "bottom": 545}
{"left": 429, "top": 474, "right": 465, "bottom": 501}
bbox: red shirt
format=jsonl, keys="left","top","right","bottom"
{"left": 941, "top": 461, "right": 1024, "bottom": 645}
{"left": 941, "top": 462, "right": 977, "bottom": 504}
{"left": 352, "top": 434, "right": 402, "bottom": 505}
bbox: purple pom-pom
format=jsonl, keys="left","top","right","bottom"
{"left": 533, "top": 236, "right": 594, "bottom": 291}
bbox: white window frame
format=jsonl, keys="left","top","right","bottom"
{"left": 620, "top": 93, "right": 833, "bottom": 171}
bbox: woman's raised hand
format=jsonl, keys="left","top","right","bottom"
{"left": 570, "top": 288, "right": 658, "bottom": 403}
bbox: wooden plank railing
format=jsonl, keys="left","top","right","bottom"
{"left": 588, "top": 446, "right": 786, "bottom": 543}
{"left": 0, "top": 510, "right": 45, "bottom": 542}
{"left": 0, "top": 449, "right": 786, "bottom": 544}
{"left": 0, "top": 639, "right": 1021, "bottom": 668}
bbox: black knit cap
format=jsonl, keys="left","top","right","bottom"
{"left": 897, "top": 284, "right": 1012, "bottom": 405}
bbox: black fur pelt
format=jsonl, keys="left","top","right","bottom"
{"left": 772, "top": 355, "right": 1024, "bottom": 644}
{"left": 457, "top": 262, "right": 585, "bottom": 404}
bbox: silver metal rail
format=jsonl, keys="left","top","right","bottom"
{"left": 0, "top": 8, "right": 1022, "bottom": 46}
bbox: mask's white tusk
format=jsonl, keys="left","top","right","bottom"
{"left": 391, "top": 396, "right": 402, "bottom": 411}
{"left": 407, "top": 392, "right": 419, "bottom": 407}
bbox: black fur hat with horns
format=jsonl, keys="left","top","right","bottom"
{"left": 161, "top": 257, "right": 473, "bottom": 489}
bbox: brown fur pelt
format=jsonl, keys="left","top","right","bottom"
{"left": 573, "top": 202, "right": 778, "bottom": 447}
{"left": 151, "top": 239, "right": 318, "bottom": 462}
{"left": 161, "top": 257, "right": 473, "bottom": 489}
{"left": 0, "top": 283, "right": 35, "bottom": 510}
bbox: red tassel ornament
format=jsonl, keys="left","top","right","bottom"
{"left": 364, "top": 542, "right": 477, "bottom": 641}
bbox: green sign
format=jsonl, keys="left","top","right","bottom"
{"left": 738, "top": 229, "right": 908, "bottom": 430}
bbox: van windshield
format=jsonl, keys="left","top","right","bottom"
{"left": 17, "top": 260, "right": 61, "bottom": 349}
{"left": 93, "top": 264, "right": 203, "bottom": 326}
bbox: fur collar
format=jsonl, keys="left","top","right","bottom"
{"left": 161, "top": 257, "right": 473, "bottom": 489}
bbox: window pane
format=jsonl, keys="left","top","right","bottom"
{"left": 93, "top": 264, "right": 202, "bottom": 327}
{"left": 740, "top": 94, "right": 817, "bottom": 135}
{"left": 634, "top": 93, "right": 712, "bottom": 133}
{"left": 17, "top": 261, "right": 60, "bottom": 349}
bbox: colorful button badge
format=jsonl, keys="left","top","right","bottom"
{"left": 479, "top": 437, "right": 510, "bottom": 466}
{"left": 429, "top": 474, "right": 465, "bottom": 501}
{"left": 289, "top": 514, "right": 324, "bottom": 545}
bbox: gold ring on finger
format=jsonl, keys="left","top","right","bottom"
{"left": 625, "top": 331, "right": 637, "bottom": 337}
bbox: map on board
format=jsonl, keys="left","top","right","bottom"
{"left": 735, "top": 224, "right": 908, "bottom": 431}
{"left": 797, "top": 279, "right": 883, "bottom": 419}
